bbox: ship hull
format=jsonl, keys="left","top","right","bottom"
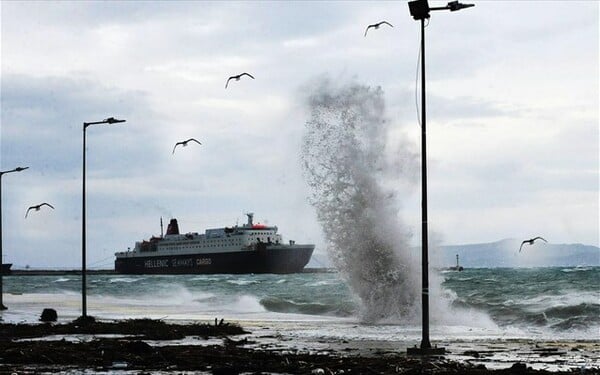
{"left": 1, "top": 263, "right": 12, "bottom": 275}
{"left": 114, "top": 246, "right": 314, "bottom": 275}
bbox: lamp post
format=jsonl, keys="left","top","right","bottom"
{"left": 82, "top": 117, "right": 125, "bottom": 318}
{"left": 0, "top": 166, "right": 29, "bottom": 310}
{"left": 407, "top": 0, "right": 474, "bottom": 356}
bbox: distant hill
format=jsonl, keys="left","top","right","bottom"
{"left": 436, "top": 239, "right": 600, "bottom": 268}
{"left": 307, "top": 239, "right": 599, "bottom": 269}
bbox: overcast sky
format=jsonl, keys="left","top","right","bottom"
{"left": 1, "top": 1, "right": 598, "bottom": 268}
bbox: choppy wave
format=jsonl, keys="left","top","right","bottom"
{"left": 109, "top": 277, "right": 144, "bottom": 283}
{"left": 2, "top": 267, "right": 598, "bottom": 337}
{"left": 561, "top": 266, "right": 594, "bottom": 273}
{"left": 226, "top": 279, "right": 259, "bottom": 286}
{"left": 442, "top": 267, "right": 600, "bottom": 334}
{"left": 260, "top": 296, "right": 355, "bottom": 317}
{"left": 190, "top": 276, "right": 225, "bottom": 282}
{"left": 307, "top": 280, "right": 339, "bottom": 287}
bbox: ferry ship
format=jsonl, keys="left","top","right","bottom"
{"left": 114, "top": 213, "right": 314, "bottom": 274}
{"left": 1, "top": 263, "right": 11, "bottom": 275}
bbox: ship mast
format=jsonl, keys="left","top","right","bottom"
{"left": 160, "top": 217, "right": 164, "bottom": 238}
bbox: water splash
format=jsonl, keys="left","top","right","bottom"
{"left": 301, "top": 78, "right": 420, "bottom": 322}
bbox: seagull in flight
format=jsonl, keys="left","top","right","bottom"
{"left": 364, "top": 21, "right": 394, "bottom": 37}
{"left": 519, "top": 236, "right": 548, "bottom": 252}
{"left": 25, "top": 203, "right": 54, "bottom": 218}
{"left": 225, "top": 72, "right": 255, "bottom": 89}
{"left": 172, "top": 138, "right": 202, "bottom": 154}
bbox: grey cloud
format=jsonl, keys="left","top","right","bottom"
{"left": 428, "top": 94, "right": 521, "bottom": 121}
{"left": 1, "top": 73, "right": 157, "bottom": 176}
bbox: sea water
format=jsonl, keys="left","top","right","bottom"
{"left": 1, "top": 267, "right": 598, "bottom": 342}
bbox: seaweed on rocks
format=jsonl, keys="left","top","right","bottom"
{"left": 0, "top": 338, "right": 586, "bottom": 374}
{"left": 0, "top": 319, "right": 595, "bottom": 374}
{"left": 0, "top": 317, "right": 247, "bottom": 341}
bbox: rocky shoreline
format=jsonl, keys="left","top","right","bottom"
{"left": 1, "top": 318, "right": 596, "bottom": 374}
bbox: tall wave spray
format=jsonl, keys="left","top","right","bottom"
{"left": 301, "top": 79, "right": 421, "bottom": 322}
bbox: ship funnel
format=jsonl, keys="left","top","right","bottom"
{"left": 166, "top": 218, "right": 180, "bottom": 235}
{"left": 246, "top": 213, "right": 254, "bottom": 226}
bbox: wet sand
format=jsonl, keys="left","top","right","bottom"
{"left": 1, "top": 318, "right": 598, "bottom": 374}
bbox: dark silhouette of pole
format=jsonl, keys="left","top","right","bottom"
{"left": 0, "top": 166, "right": 28, "bottom": 310}
{"left": 419, "top": 15, "right": 431, "bottom": 351}
{"left": 82, "top": 117, "right": 125, "bottom": 318}
{"left": 82, "top": 124, "right": 87, "bottom": 317}
{"left": 407, "top": 0, "right": 473, "bottom": 356}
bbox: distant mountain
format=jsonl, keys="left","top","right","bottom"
{"left": 436, "top": 239, "right": 600, "bottom": 268}
{"left": 306, "top": 239, "right": 599, "bottom": 269}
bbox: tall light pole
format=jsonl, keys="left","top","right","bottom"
{"left": 0, "top": 166, "right": 29, "bottom": 310}
{"left": 407, "top": 0, "right": 474, "bottom": 356}
{"left": 82, "top": 117, "right": 125, "bottom": 318}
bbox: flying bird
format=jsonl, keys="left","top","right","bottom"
{"left": 225, "top": 72, "right": 255, "bottom": 88}
{"left": 172, "top": 138, "right": 202, "bottom": 154}
{"left": 364, "top": 21, "right": 394, "bottom": 37}
{"left": 519, "top": 236, "right": 548, "bottom": 252}
{"left": 25, "top": 203, "right": 54, "bottom": 218}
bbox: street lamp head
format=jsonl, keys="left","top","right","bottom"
{"left": 409, "top": 0, "right": 430, "bottom": 20}
{"left": 104, "top": 117, "right": 126, "bottom": 124}
{"left": 409, "top": 0, "right": 474, "bottom": 19}
{"left": 0, "top": 166, "right": 29, "bottom": 175}
{"left": 84, "top": 117, "right": 126, "bottom": 128}
{"left": 447, "top": 1, "right": 474, "bottom": 11}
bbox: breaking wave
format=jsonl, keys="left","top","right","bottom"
{"left": 301, "top": 78, "right": 420, "bottom": 322}
{"left": 443, "top": 267, "right": 600, "bottom": 335}
{"left": 260, "top": 296, "right": 355, "bottom": 317}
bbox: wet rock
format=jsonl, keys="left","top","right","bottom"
{"left": 507, "top": 362, "right": 528, "bottom": 374}
{"left": 0, "top": 319, "right": 588, "bottom": 375}
{"left": 124, "top": 340, "right": 154, "bottom": 355}
{"left": 40, "top": 308, "right": 57, "bottom": 322}
{"left": 224, "top": 337, "right": 250, "bottom": 347}
{"left": 212, "top": 366, "right": 241, "bottom": 375}
{"left": 73, "top": 315, "right": 96, "bottom": 326}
